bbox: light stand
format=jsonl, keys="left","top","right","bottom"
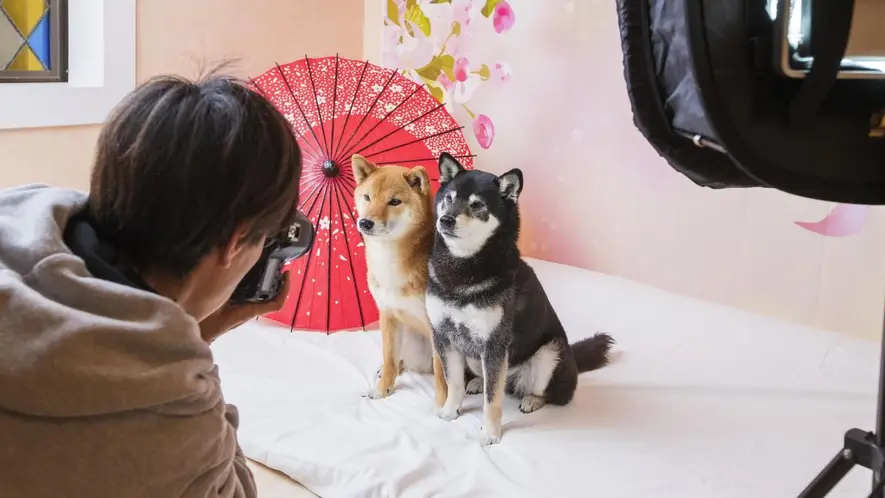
{"left": 798, "top": 303, "right": 885, "bottom": 498}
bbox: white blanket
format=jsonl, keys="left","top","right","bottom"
{"left": 212, "top": 258, "right": 879, "bottom": 498}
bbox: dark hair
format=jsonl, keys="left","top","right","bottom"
{"left": 88, "top": 70, "right": 302, "bottom": 276}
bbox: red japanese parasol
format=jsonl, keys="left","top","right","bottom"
{"left": 249, "top": 55, "right": 474, "bottom": 333}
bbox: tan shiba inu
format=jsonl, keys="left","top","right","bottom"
{"left": 352, "top": 154, "right": 447, "bottom": 407}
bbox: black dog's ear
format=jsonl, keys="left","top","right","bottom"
{"left": 498, "top": 169, "right": 523, "bottom": 202}
{"left": 438, "top": 153, "right": 465, "bottom": 184}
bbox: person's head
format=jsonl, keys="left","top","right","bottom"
{"left": 88, "top": 69, "right": 302, "bottom": 320}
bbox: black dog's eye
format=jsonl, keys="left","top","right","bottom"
{"left": 469, "top": 201, "right": 485, "bottom": 210}
{"left": 363, "top": 194, "right": 370, "bottom": 201}
{"left": 389, "top": 198, "right": 402, "bottom": 206}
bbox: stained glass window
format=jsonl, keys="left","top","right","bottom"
{"left": 0, "top": 0, "right": 66, "bottom": 82}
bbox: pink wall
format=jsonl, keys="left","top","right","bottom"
{"left": 378, "top": 0, "right": 885, "bottom": 339}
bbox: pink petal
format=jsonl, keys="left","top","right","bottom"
{"left": 794, "top": 204, "right": 870, "bottom": 237}
{"left": 493, "top": 1, "right": 515, "bottom": 34}
{"left": 489, "top": 61, "right": 511, "bottom": 84}
{"left": 454, "top": 56, "right": 470, "bottom": 82}
{"left": 473, "top": 114, "right": 495, "bottom": 149}
{"left": 438, "top": 72, "right": 453, "bottom": 91}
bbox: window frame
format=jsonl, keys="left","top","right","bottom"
{"left": 0, "top": 0, "right": 136, "bottom": 130}
{"left": 0, "top": 0, "right": 69, "bottom": 83}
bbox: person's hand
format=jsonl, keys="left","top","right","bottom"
{"left": 199, "top": 272, "right": 291, "bottom": 344}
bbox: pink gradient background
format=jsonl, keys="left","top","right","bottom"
{"left": 374, "top": 0, "right": 885, "bottom": 340}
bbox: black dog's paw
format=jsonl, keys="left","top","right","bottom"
{"left": 466, "top": 377, "right": 484, "bottom": 395}
{"left": 519, "top": 395, "right": 546, "bottom": 414}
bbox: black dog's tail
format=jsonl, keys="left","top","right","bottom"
{"left": 571, "top": 333, "right": 615, "bottom": 373}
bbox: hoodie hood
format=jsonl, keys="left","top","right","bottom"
{"left": 0, "top": 184, "right": 218, "bottom": 418}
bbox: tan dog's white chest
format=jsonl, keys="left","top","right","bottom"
{"left": 366, "top": 244, "right": 427, "bottom": 321}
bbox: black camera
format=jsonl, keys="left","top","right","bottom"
{"left": 230, "top": 210, "right": 315, "bottom": 304}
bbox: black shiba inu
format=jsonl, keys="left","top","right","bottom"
{"left": 425, "top": 153, "right": 614, "bottom": 445}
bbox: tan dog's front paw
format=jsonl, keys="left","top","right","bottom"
{"left": 364, "top": 372, "right": 396, "bottom": 400}
{"left": 374, "top": 362, "right": 404, "bottom": 379}
{"left": 436, "top": 406, "right": 459, "bottom": 421}
{"left": 478, "top": 433, "right": 502, "bottom": 446}
{"left": 478, "top": 426, "right": 502, "bottom": 446}
{"left": 365, "top": 386, "right": 393, "bottom": 399}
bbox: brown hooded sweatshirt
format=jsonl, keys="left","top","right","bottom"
{"left": 0, "top": 184, "right": 257, "bottom": 497}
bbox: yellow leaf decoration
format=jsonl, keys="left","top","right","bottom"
{"left": 481, "top": 0, "right": 501, "bottom": 18}
{"left": 404, "top": 3, "right": 432, "bottom": 37}
{"left": 387, "top": 0, "right": 400, "bottom": 26}
{"left": 415, "top": 55, "right": 455, "bottom": 82}
{"left": 439, "top": 55, "right": 456, "bottom": 81}
{"left": 423, "top": 79, "right": 445, "bottom": 103}
{"left": 415, "top": 65, "right": 439, "bottom": 81}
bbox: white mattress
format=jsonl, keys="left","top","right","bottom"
{"left": 212, "top": 258, "right": 880, "bottom": 498}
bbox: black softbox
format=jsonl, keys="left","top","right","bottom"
{"left": 617, "top": 0, "right": 885, "bottom": 205}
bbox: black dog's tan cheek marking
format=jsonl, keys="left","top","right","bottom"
{"left": 473, "top": 210, "right": 490, "bottom": 222}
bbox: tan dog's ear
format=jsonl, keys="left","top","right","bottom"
{"left": 352, "top": 155, "right": 378, "bottom": 184}
{"left": 405, "top": 166, "right": 430, "bottom": 195}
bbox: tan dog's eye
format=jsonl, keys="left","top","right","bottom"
{"left": 388, "top": 198, "right": 402, "bottom": 206}
{"left": 364, "top": 194, "right": 370, "bottom": 201}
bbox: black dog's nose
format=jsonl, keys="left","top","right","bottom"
{"left": 358, "top": 218, "right": 375, "bottom": 231}
{"left": 439, "top": 215, "right": 456, "bottom": 229}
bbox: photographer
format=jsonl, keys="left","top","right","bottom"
{"left": 0, "top": 71, "right": 301, "bottom": 497}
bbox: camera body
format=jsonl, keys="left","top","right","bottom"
{"left": 230, "top": 210, "right": 315, "bottom": 304}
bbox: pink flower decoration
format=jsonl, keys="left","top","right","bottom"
{"left": 493, "top": 1, "right": 515, "bottom": 34}
{"left": 438, "top": 72, "right": 454, "bottom": 91}
{"left": 490, "top": 62, "right": 511, "bottom": 83}
{"left": 473, "top": 114, "right": 495, "bottom": 149}
{"left": 454, "top": 57, "right": 470, "bottom": 82}
{"left": 794, "top": 204, "right": 870, "bottom": 237}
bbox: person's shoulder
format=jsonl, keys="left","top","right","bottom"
{"left": 0, "top": 183, "right": 86, "bottom": 214}
{"left": 0, "top": 183, "right": 87, "bottom": 275}
{"left": 0, "top": 183, "right": 82, "bottom": 198}
{"left": 0, "top": 183, "right": 53, "bottom": 195}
